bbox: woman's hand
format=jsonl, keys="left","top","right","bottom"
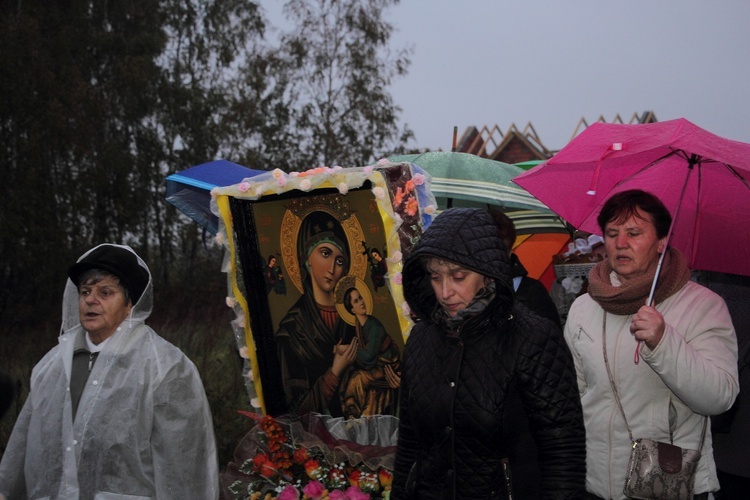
{"left": 630, "top": 304, "right": 666, "bottom": 350}
{"left": 384, "top": 364, "right": 401, "bottom": 389}
{"left": 332, "top": 339, "right": 358, "bottom": 377}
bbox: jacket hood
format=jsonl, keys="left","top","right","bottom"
{"left": 403, "top": 208, "right": 514, "bottom": 321}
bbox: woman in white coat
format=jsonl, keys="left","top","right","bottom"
{"left": 0, "top": 243, "right": 219, "bottom": 499}
{"left": 564, "top": 190, "right": 739, "bottom": 500}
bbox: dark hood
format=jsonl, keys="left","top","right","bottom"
{"left": 403, "top": 208, "right": 514, "bottom": 322}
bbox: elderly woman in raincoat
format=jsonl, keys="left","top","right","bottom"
{"left": 0, "top": 243, "right": 219, "bottom": 499}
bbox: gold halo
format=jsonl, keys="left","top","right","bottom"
{"left": 280, "top": 205, "right": 367, "bottom": 295}
{"left": 334, "top": 276, "right": 373, "bottom": 326}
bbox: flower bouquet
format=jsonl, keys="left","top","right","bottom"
{"left": 221, "top": 412, "right": 398, "bottom": 500}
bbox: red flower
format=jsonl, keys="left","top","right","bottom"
{"left": 304, "top": 459, "right": 322, "bottom": 479}
{"left": 259, "top": 416, "right": 287, "bottom": 444}
{"left": 272, "top": 450, "right": 293, "bottom": 470}
{"left": 347, "top": 469, "right": 361, "bottom": 487}
{"left": 293, "top": 447, "right": 311, "bottom": 464}
{"left": 258, "top": 460, "right": 280, "bottom": 478}
{"left": 378, "top": 468, "right": 393, "bottom": 488}
{"left": 252, "top": 452, "right": 270, "bottom": 468}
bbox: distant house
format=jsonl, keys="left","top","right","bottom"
{"left": 454, "top": 111, "right": 658, "bottom": 164}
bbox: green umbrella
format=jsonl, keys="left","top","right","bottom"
{"left": 388, "top": 151, "right": 568, "bottom": 234}
{"left": 514, "top": 159, "right": 544, "bottom": 171}
{"left": 390, "top": 151, "right": 536, "bottom": 209}
{"left": 388, "top": 151, "right": 571, "bottom": 288}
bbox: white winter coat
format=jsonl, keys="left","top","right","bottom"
{"left": 564, "top": 280, "right": 738, "bottom": 499}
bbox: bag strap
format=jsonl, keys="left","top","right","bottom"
{"left": 601, "top": 313, "right": 707, "bottom": 451}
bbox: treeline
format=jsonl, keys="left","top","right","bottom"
{"left": 0, "top": 0, "right": 412, "bottom": 327}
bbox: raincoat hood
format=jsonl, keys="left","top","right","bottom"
{"left": 61, "top": 243, "right": 153, "bottom": 335}
{"left": 403, "top": 208, "right": 514, "bottom": 322}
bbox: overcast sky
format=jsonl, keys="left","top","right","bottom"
{"left": 378, "top": 0, "right": 750, "bottom": 152}
{"left": 264, "top": 1, "right": 750, "bottom": 153}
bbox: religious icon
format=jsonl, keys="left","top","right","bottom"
{"left": 211, "top": 163, "right": 436, "bottom": 416}
{"left": 335, "top": 275, "right": 401, "bottom": 418}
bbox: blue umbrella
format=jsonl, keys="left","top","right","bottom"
{"left": 166, "top": 159, "right": 265, "bottom": 234}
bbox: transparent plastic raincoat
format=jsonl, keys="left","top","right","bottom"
{"left": 0, "top": 244, "right": 219, "bottom": 499}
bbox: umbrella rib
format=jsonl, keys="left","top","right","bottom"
{"left": 611, "top": 149, "right": 681, "bottom": 190}
{"left": 723, "top": 162, "right": 750, "bottom": 191}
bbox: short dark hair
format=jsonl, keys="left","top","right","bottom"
{"left": 597, "top": 189, "right": 672, "bottom": 238}
{"left": 489, "top": 210, "right": 516, "bottom": 252}
{"left": 78, "top": 268, "right": 131, "bottom": 305}
{"left": 343, "top": 287, "right": 357, "bottom": 315}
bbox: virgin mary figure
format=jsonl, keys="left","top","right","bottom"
{"left": 274, "top": 209, "right": 358, "bottom": 416}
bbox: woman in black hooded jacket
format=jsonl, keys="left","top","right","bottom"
{"left": 392, "top": 208, "right": 585, "bottom": 499}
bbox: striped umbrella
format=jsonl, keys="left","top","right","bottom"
{"left": 388, "top": 152, "right": 571, "bottom": 289}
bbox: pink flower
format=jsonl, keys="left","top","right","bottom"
{"left": 392, "top": 273, "right": 403, "bottom": 285}
{"left": 300, "top": 179, "right": 313, "bottom": 191}
{"left": 328, "top": 490, "right": 347, "bottom": 500}
{"left": 405, "top": 197, "right": 419, "bottom": 216}
{"left": 302, "top": 480, "right": 326, "bottom": 499}
{"left": 412, "top": 173, "right": 425, "bottom": 186}
{"left": 393, "top": 187, "right": 406, "bottom": 206}
{"left": 363, "top": 165, "right": 374, "bottom": 174}
{"left": 344, "top": 486, "right": 370, "bottom": 500}
{"left": 277, "top": 484, "right": 300, "bottom": 500}
{"left": 376, "top": 158, "right": 389, "bottom": 166}
{"left": 238, "top": 181, "right": 251, "bottom": 192}
{"left": 277, "top": 176, "right": 287, "bottom": 187}
{"left": 401, "top": 302, "right": 412, "bottom": 317}
{"left": 388, "top": 251, "right": 402, "bottom": 263}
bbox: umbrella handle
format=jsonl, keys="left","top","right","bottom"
{"left": 634, "top": 249, "right": 668, "bottom": 364}
{"left": 634, "top": 155, "right": 696, "bottom": 364}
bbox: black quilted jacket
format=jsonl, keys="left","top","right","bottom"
{"left": 392, "top": 208, "right": 586, "bottom": 499}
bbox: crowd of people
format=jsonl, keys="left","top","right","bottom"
{"left": 0, "top": 188, "right": 745, "bottom": 500}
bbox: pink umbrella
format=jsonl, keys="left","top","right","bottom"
{"left": 514, "top": 118, "right": 750, "bottom": 278}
